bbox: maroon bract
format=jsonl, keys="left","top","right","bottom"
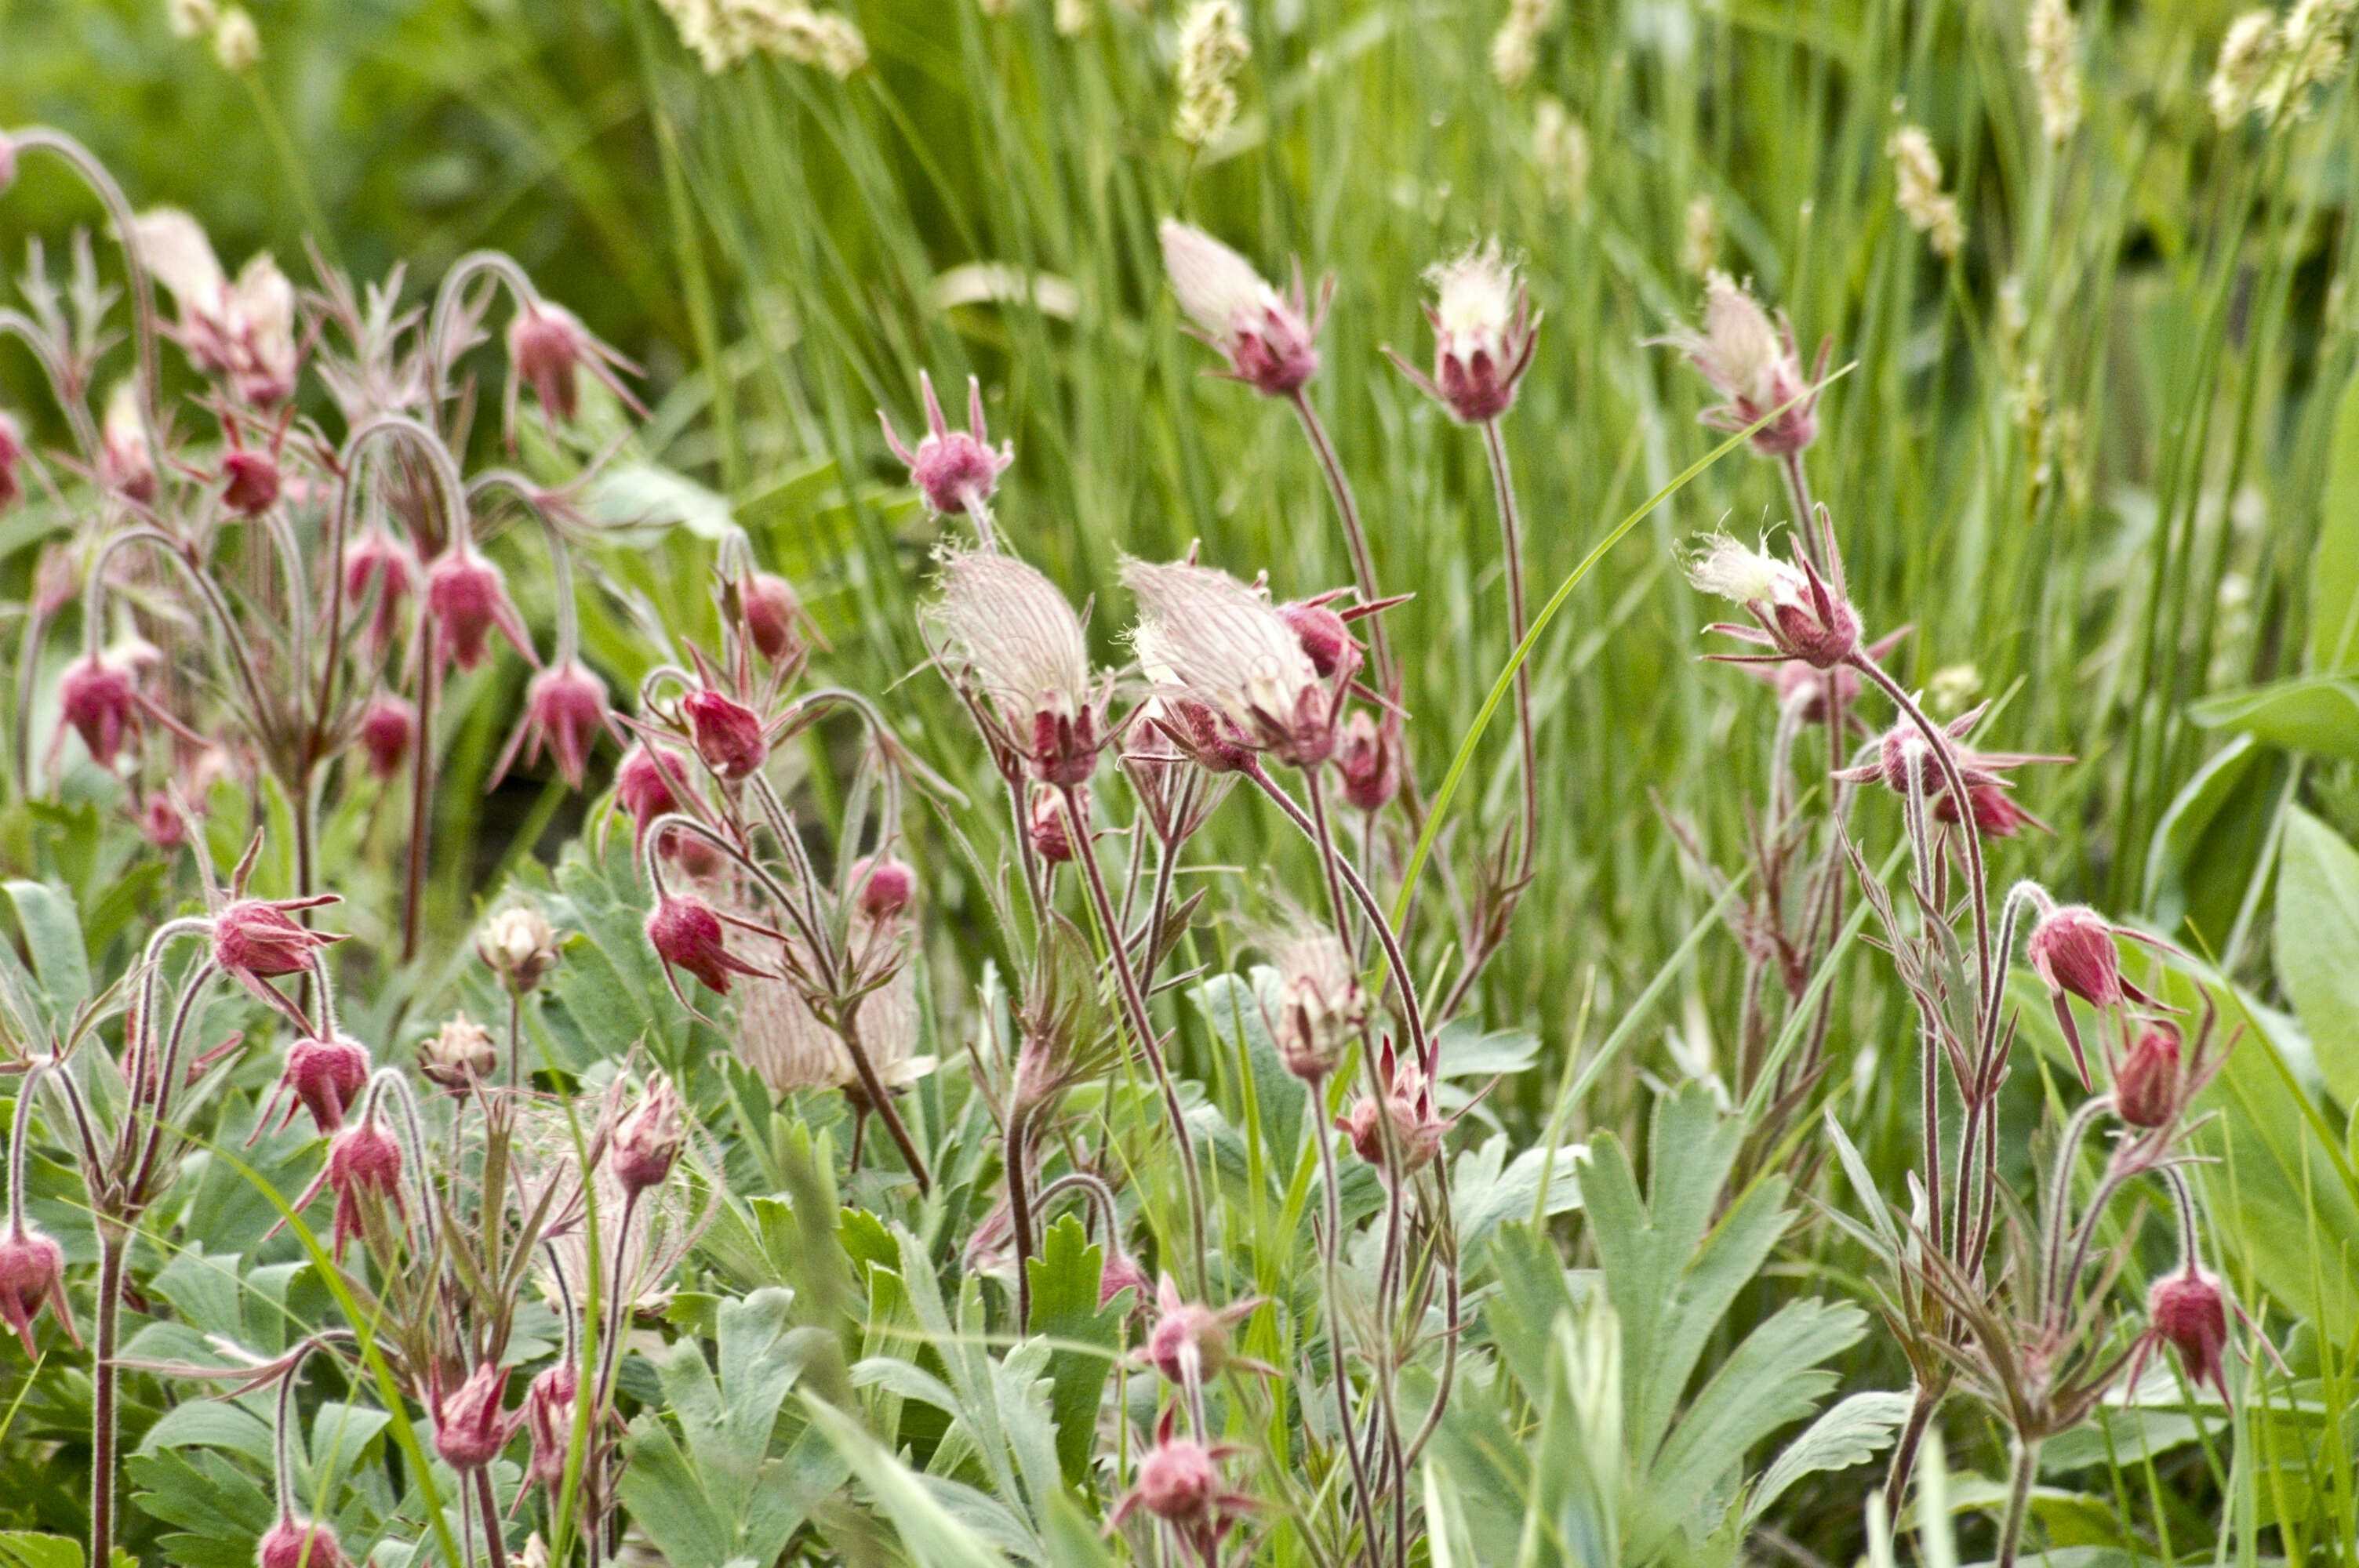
{"left": 523, "top": 1363, "right": 580, "bottom": 1489}
{"left": 646, "top": 891, "right": 764, "bottom": 996}
{"left": 1107, "top": 1411, "right": 1258, "bottom": 1561}
{"left": 1685, "top": 537, "right": 1860, "bottom": 671}
{"left": 1144, "top": 1276, "right": 1272, "bottom": 1386}
{"left": 355, "top": 692, "right": 417, "bottom": 780}
{"left": 343, "top": 528, "right": 415, "bottom": 655}
{"left": 0, "top": 1224, "right": 76, "bottom": 1356}
{"left": 1336, "top": 709, "right": 1401, "bottom": 812}
{"left": 1161, "top": 220, "right": 1324, "bottom": 398}
{"left": 682, "top": 688, "right": 767, "bottom": 782}
{"left": 256, "top": 1517, "right": 350, "bottom": 1568}
{"left": 278, "top": 1035, "right": 372, "bottom": 1134}
{"left": 1388, "top": 241, "right": 1541, "bottom": 424}
{"left": 1336, "top": 1042, "right": 1452, "bottom": 1177}
{"left": 1027, "top": 784, "right": 1074, "bottom": 863}
{"left": 59, "top": 657, "right": 140, "bottom": 769}
{"left": 509, "top": 305, "right": 591, "bottom": 423}
{"left": 612, "top": 1073, "right": 685, "bottom": 1199}
{"left": 2114, "top": 1022, "right": 2180, "bottom": 1129}
{"left": 2147, "top": 1267, "right": 2230, "bottom": 1397}
{"left": 737, "top": 572, "right": 804, "bottom": 663}
{"left": 880, "top": 371, "right": 1012, "bottom": 517}
{"left": 427, "top": 547, "right": 535, "bottom": 673}
{"left": 324, "top": 1121, "right": 404, "bottom": 1258}
{"left": 216, "top": 896, "right": 344, "bottom": 982}
{"left": 221, "top": 448, "right": 282, "bottom": 516}
{"left": 616, "top": 745, "right": 690, "bottom": 846}
{"left": 431, "top": 1362, "right": 522, "bottom": 1472}
{"left": 1934, "top": 782, "right": 2051, "bottom": 840}
{"left": 1280, "top": 601, "right": 1358, "bottom": 681}
{"left": 1658, "top": 271, "right": 1826, "bottom": 457}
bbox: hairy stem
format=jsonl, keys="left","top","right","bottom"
{"left": 1290, "top": 391, "right": 1394, "bottom": 698}
{"left": 1481, "top": 419, "right": 1540, "bottom": 888}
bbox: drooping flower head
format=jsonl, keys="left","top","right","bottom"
{"left": 734, "top": 571, "right": 805, "bottom": 664}
{"left": 274, "top": 1034, "right": 373, "bottom": 1135}
{"left": 256, "top": 1517, "right": 350, "bottom": 1568}
{"left": 431, "top": 1362, "right": 522, "bottom": 1472}
{"left": 494, "top": 659, "right": 613, "bottom": 790}
{"left": 58, "top": 655, "right": 143, "bottom": 770}
{"left": 2020, "top": 899, "right": 2166, "bottom": 1087}
{"left": 221, "top": 446, "right": 282, "bottom": 517}
{"left": 682, "top": 686, "right": 769, "bottom": 782}
{"left": 1388, "top": 240, "right": 1540, "bottom": 423}
{"left": 879, "top": 372, "right": 1012, "bottom": 519}
{"left": 2146, "top": 1266, "right": 2230, "bottom": 1397}
{"left": 0, "top": 1223, "right": 76, "bottom": 1356}
{"left": 323, "top": 1119, "right": 405, "bottom": 1258}
{"left": 1108, "top": 1409, "right": 1259, "bottom": 1559}
{"left": 1684, "top": 533, "right": 1860, "bottom": 670}
{"left": 343, "top": 527, "right": 416, "bottom": 655}
{"left": 1125, "top": 558, "right": 1342, "bottom": 768}
{"left": 129, "top": 209, "right": 299, "bottom": 404}
{"left": 849, "top": 855, "right": 916, "bottom": 921}
{"left": 1259, "top": 924, "right": 1369, "bottom": 1081}
{"left": 1143, "top": 1276, "right": 1274, "bottom": 1387}
{"left": 611, "top": 1072, "right": 687, "bottom": 1200}
{"left": 427, "top": 544, "right": 536, "bottom": 674}
{"left": 1159, "top": 220, "right": 1325, "bottom": 399}
{"left": 1336, "top": 1039, "right": 1453, "bottom": 1178}
{"left": 354, "top": 692, "right": 416, "bottom": 780}
{"left": 646, "top": 890, "right": 766, "bottom": 997}
{"left": 1658, "top": 273, "right": 1825, "bottom": 457}
{"left": 1336, "top": 707, "right": 1402, "bottom": 812}
{"left": 523, "top": 1363, "right": 580, "bottom": 1491}
{"left": 215, "top": 895, "right": 345, "bottom": 1024}
{"left": 926, "top": 549, "right": 1103, "bottom": 784}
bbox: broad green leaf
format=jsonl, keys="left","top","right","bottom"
{"left": 1448, "top": 1134, "right": 1584, "bottom": 1255}
{"left": 2188, "top": 677, "right": 2359, "bottom": 763}
{"left": 135, "top": 1401, "right": 275, "bottom": 1465}
{"left": 1430, "top": 1019, "right": 1545, "bottom": 1079}
{"left": 0, "top": 1534, "right": 87, "bottom": 1568}
{"left": 2311, "top": 369, "right": 2359, "bottom": 673}
{"left": 1192, "top": 972, "right": 1304, "bottom": 1167}
{"left": 1743, "top": 1390, "right": 1913, "bottom": 1528}
{"left": 1023, "top": 1214, "right": 1123, "bottom": 1486}
{"left": 1039, "top": 1490, "right": 1118, "bottom": 1567}
{"left": 4, "top": 880, "right": 88, "bottom": 1014}
{"left": 800, "top": 1396, "right": 1009, "bottom": 1568}
{"left": 2276, "top": 808, "right": 2359, "bottom": 1105}
{"left": 2143, "top": 735, "right": 2286, "bottom": 949}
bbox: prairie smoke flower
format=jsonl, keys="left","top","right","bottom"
{"left": 735, "top": 571, "right": 805, "bottom": 663}
{"left": 1336, "top": 708, "right": 1401, "bottom": 811}
{"left": 0, "top": 1223, "right": 75, "bottom": 1356}
{"left": 1144, "top": 1276, "right": 1274, "bottom": 1385}
{"left": 0, "top": 412, "right": 23, "bottom": 512}
{"left": 1396, "top": 241, "right": 1539, "bottom": 424}
{"left": 523, "top": 1363, "right": 580, "bottom": 1490}
{"left": 1888, "top": 125, "right": 1965, "bottom": 259}
{"left": 612, "top": 1073, "right": 686, "bottom": 1199}
{"left": 58, "top": 655, "right": 142, "bottom": 769}
{"left": 256, "top": 1517, "right": 348, "bottom": 1568}
{"left": 275, "top": 1034, "right": 372, "bottom": 1135}
{"left": 1532, "top": 98, "right": 1590, "bottom": 208}
{"left": 879, "top": 372, "right": 1011, "bottom": 519}
{"left": 646, "top": 890, "right": 765, "bottom": 996}
{"left": 1933, "top": 782, "right": 2052, "bottom": 840}
{"left": 926, "top": 549, "right": 1103, "bottom": 784}
{"left": 323, "top": 1120, "right": 404, "bottom": 1258}
{"left": 1848, "top": 713, "right": 2062, "bottom": 804}
{"left": 1658, "top": 273, "right": 1824, "bottom": 456}
{"left": 1099, "top": 1249, "right": 1149, "bottom": 1309}
{"left": 2024, "top": 902, "right": 2164, "bottom": 1087}
{"left": 682, "top": 687, "right": 768, "bottom": 781}
{"left": 1261, "top": 925, "right": 1368, "bottom": 1080}
{"left": 1125, "top": 558, "right": 1341, "bottom": 767}
{"left": 100, "top": 384, "right": 155, "bottom": 502}
{"left": 615, "top": 744, "right": 692, "bottom": 848}
{"left": 1278, "top": 600, "right": 1354, "bottom": 678}
{"left": 431, "top": 1363, "right": 522, "bottom": 1472}
{"left": 1159, "top": 220, "right": 1323, "bottom": 398}
{"left": 2026, "top": 0, "right": 2083, "bottom": 145}
{"left": 479, "top": 906, "right": 562, "bottom": 993}
{"left": 506, "top": 301, "right": 643, "bottom": 432}
{"left": 1109, "top": 1429, "right": 1256, "bottom": 1555}
{"left": 343, "top": 527, "right": 415, "bottom": 654}
{"left": 850, "top": 855, "right": 915, "bottom": 921}
{"left": 129, "top": 209, "right": 296, "bottom": 403}
{"left": 1685, "top": 535, "right": 1859, "bottom": 669}
{"left": 2146, "top": 1267, "right": 2230, "bottom": 1397}
{"left": 354, "top": 692, "right": 416, "bottom": 780}
{"left": 1172, "top": 0, "right": 1249, "bottom": 145}
{"left": 2114, "top": 1020, "right": 2181, "bottom": 1130}
{"left": 496, "top": 659, "right": 612, "bottom": 790}
{"left": 417, "top": 1013, "right": 500, "bottom": 1094}
{"left": 1027, "top": 783, "right": 1076, "bottom": 863}
{"left": 215, "top": 896, "right": 343, "bottom": 1021}
{"left": 427, "top": 545, "right": 536, "bottom": 673}
{"left": 1337, "top": 1041, "right": 1452, "bottom": 1175}
{"left": 220, "top": 446, "right": 281, "bottom": 516}
{"left": 1490, "top": 0, "right": 1554, "bottom": 88}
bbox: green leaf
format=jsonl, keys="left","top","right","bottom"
{"left": 2276, "top": 808, "right": 2359, "bottom": 1105}
{"left": 800, "top": 1396, "right": 1010, "bottom": 1568}
{"left": 1023, "top": 1214, "right": 1123, "bottom": 1487}
{"left": 1192, "top": 972, "right": 1303, "bottom": 1167}
{"left": 0, "top": 1534, "right": 89, "bottom": 1568}
{"left": 1743, "top": 1390, "right": 1913, "bottom": 1528}
{"left": 2311, "top": 368, "right": 2359, "bottom": 673}
{"left": 1448, "top": 1134, "right": 1584, "bottom": 1256}
{"left": 2188, "top": 677, "right": 2359, "bottom": 763}
{"left": 2143, "top": 735, "right": 2286, "bottom": 949}
{"left": 4, "top": 880, "right": 88, "bottom": 1014}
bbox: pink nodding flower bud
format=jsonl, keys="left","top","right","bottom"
{"left": 0, "top": 412, "right": 24, "bottom": 511}
{"left": 216, "top": 898, "right": 343, "bottom": 981}
{"left": 431, "top": 1363, "right": 522, "bottom": 1473}
{"left": 1389, "top": 240, "right": 1540, "bottom": 424}
{"left": 509, "top": 305, "right": 592, "bottom": 423}
{"left": 646, "top": 891, "right": 762, "bottom": 995}
{"left": 343, "top": 527, "right": 416, "bottom": 653}
{"left": 523, "top": 1363, "right": 580, "bottom": 1490}
{"left": 2029, "top": 905, "right": 2125, "bottom": 1010}
{"left": 1144, "top": 1276, "right": 1270, "bottom": 1386}
{"left": 279, "top": 1034, "right": 372, "bottom": 1134}
{"left": 2114, "top": 1020, "right": 2183, "bottom": 1130}
{"left": 0, "top": 1224, "right": 78, "bottom": 1356}
{"left": 683, "top": 688, "right": 767, "bottom": 781}
{"left": 880, "top": 372, "right": 1012, "bottom": 517}
{"left": 1028, "top": 784, "right": 1075, "bottom": 864}
{"left": 427, "top": 547, "right": 536, "bottom": 673}
{"left": 1934, "top": 782, "right": 2048, "bottom": 840}
{"left": 355, "top": 692, "right": 417, "bottom": 780}
{"left": 1136, "top": 1438, "right": 1222, "bottom": 1526}
{"left": 2148, "top": 1267, "right": 2230, "bottom": 1397}
{"left": 1280, "top": 601, "right": 1358, "bottom": 681}
{"left": 1336, "top": 710, "right": 1401, "bottom": 813}
{"left": 140, "top": 793, "right": 190, "bottom": 850}
{"left": 1657, "top": 271, "right": 1824, "bottom": 458}
{"left": 737, "top": 572, "right": 804, "bottom": 663}
{"left": 1160, "top": 220, "right": 1323, "bottom": 399}
{"left": 612, "top": 1073, "right": 686, "bottom": 1198}
{"left": 59, "top": 656, "right": 142, "bottom": 769}
{"left": 851, "top": 855, "right": 915, "bottom": 921}
{"left": 616, "top": 744, "right": 689, "bottom": 844}
{"left": 1098, "top": 1250, "right": 1149, "bottom": 1310}
{"left": 257, "top": 1518, "right": 351, "bottom": 1568}
{"left": 1336, "top": 1044, "right": 1450, "bottom": 1176}
{"left": 500, "top": 659, "right": 611, "bottom": 790}
{"left": 221, "top": 448, "right": 281, "bottom": 516}
{"left": 100, "top": 384, "right": 155, "bottom": 503}
{"left": 325, "top": 1120, "right": 405, "bottom": 1258}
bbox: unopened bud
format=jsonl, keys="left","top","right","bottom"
{"left": 478, "top": 906, "right": 562, "bottom": 993}
{"left": 2147, "top": 1266, "right": 2229, "bottom": 1396}
{"left": 355, "top": 693, "right": 416, "bottom": 780}
{"left": 682, "top": 689, "right": 767, "bottom": 781}
{"left": 737, "top": 572, "right": 804, "bottom": 663}
{"left": 612, "top": 1073, "right": 685, "bottom": 1198}
{"left": 417, "top": 1013, "right": 499, "bottom": 1094}
{"left": 645, "top": 891, "right": 764, "bottom": 995}
{"left": 0, "top": 1224, "right": 76, "bottom": 1356}
{"left": 221, "top": 448, "right": 281, "bottom": 515}
{"left": 2114, "top": 1020, "right": 2182, "bottom": 1130}
{"left": 256, "top": 1518, "right": 350, "bottom": 1568}
{"left": 280, "top": 1034, "right": 372, "bottom": 1134}
{"left": 851, "top": 855, "right": 915, "bottom": 920}
{"left": 1280, "top": 601, "right": 1356, "bottom": 680}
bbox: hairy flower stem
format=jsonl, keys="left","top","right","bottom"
{"left": 1884, "top": 1381, "right": 1941, "bottom": 1519}
{"left": 1310, "top": 1083, "right": 1387, "bottom": 1568}
{"left": 1005, "top": 1105, "right": 1035, "bottom": 1328}
{"left": 402, "top": 652, "right": 438, "bottom": 962}
{"left": 1289, "top": 391, "right": 1394, "bottom": 697}
{"left": 1995, "top": 1436, "right": 2043, "bottom": 1568}
{"left": 1481, "top": 419, "right": 1539, "bottom": 889}
{"left": 1059, "top": 785, "right": 1209, "bottom": 1291}
{"left": 90, "top": 1225, "right": 128, "bottom": 1568}
{"left": 475, "top": 1465, "right": 507, "bottom": 1568}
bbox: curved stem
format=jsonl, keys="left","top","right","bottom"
{"left": 427, "top": 252, "right": 544, "bottom": 411}
{"left": 1289, "top": 390, "right": 1394, "bottom": 696}
{"left": 471, "top": 471, "right": 583, "bottom": 664}
{"left": 1882, "top": 1382, "right": 1941, "bottom": 1520}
